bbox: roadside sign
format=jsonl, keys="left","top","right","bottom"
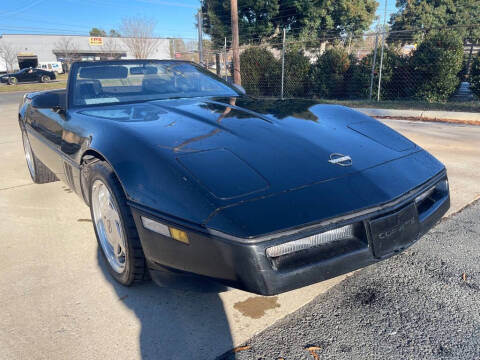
{"left": 89, "top": 37, "right": 104, "bottom": 46}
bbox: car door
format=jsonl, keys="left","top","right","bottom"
{"left": 27, "top": 91, "right": 68, "bottom": 181}
{"left": 28, "top": 69, "right": 40, "bottom": 81}
{"left": 15, "top": 69, "right": 28, "bottom": 82}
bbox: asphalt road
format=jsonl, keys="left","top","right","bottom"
{"left": 227, "top": 200, "right": 480, "bottom": 360}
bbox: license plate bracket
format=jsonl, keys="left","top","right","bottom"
{"left": 370, "top": 203, "right": 420, "bottom": 258}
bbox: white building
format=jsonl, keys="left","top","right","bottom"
{"left": 0, "top": 34, "right": 172, "bottom": 72}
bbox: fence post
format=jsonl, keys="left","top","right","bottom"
{"left": 215, "top": 53, "right": 221, "bottom": 76}
{"left": 377, "top": 0, "right": 388, "bottom": 101}
{"left": 281, "top": 28, "right": 286, "bottom": 100}
{"left": 197, "top": 11, "right": 203, "bottom": 65}
{"left": 223, "top": 37, "right": 227, "bottom": 81}
{"left": 377, "top": 29, "right": 386, "bottom": 101}
{"left": 369, "top": 32, "right": 379, "bottom": 100}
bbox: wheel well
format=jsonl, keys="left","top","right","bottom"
{"left": 80, "top": 150, "right": 128, "bottom": 207}
{"left": 80, "top": 150, "right": 106, "bottom": 205}
{"left": 81, "top": 149, "right": 105, "bottom": 164}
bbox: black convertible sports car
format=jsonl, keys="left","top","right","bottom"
{"left": 2, "top": 67, "right": 56, "bottom": 85}
{"left": 18, "top": 60, "right": 450, "bottom": 295}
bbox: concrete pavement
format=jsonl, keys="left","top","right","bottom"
{"left": 1, "top": 96, "right": 479, "bottom": 359}
{"left": 0, "top": 100, "right": 349, "bottom": 360}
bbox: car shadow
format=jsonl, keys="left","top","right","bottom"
{"left": 96, "top": 250, "right": 234, "bottom": 360}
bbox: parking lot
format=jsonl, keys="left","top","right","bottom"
{"left": 1, "top": 92, "right": 479, "bottom": 359}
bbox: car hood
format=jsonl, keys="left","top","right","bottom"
{"left": 79, "top": 97, "right": 419, "bottom": 201}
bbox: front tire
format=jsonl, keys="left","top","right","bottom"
{"left": 8, "top": 77, "right": 17, "bottom": 85}
{"left": 40, "top": 75, "right": 49, "bottom": 83}
{"left": 21, "top": 128, "right": 57, "bottom": 184}
{"left": 87, "top": 160, "right": 148, "bottom": 286}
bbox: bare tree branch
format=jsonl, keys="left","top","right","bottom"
{"left": 120, "top": 17, "right": 159, "bottom": 59}
{"left": 54, "top": 37, "right": 80, "bottom": 67}
{"left": 101, "top": 37, "right": 121, "bottom": 59}
{"left": 0, "top": 42, "right": 19, "bottom": 72}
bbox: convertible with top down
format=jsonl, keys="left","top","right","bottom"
{"left": 18, "top": 60, "right": 450, "bottom": 295}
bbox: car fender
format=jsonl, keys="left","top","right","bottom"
{"left": 79, "top": 129, "right": 218, "bottom": 227}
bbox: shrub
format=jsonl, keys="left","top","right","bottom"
{"left": 283, "top": 50, "right": 311, "bottom": 98}
{"left": 345, "top": 47, "right": 412, "bottom": 100}
{"left": 240, "top": 47, "right": 280, "bottom": 97}
{"left": 310, "top": 47, "right": 351, "bottom": 99}
{"left": 411, "top": 30, "right": 464, "bottom": 102}
{"left": 470, "top": 53, "right": 480, "bottom": 98}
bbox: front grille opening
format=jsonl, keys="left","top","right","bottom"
{"left": 267, "top": 223, "right": 367, "bottom": 271}
{"left": 416, "top": 180, "right": 448, "bottom": 220}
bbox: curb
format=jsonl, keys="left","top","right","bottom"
{"left": 356, "top": 108, "right": 480, "bottom": 125}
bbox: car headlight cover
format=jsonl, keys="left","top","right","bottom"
{"left": 415, "top": 179, "right": 448, "bottom": 204}
{"left": 266, "top": 224, "right": 355, "bottom": 258}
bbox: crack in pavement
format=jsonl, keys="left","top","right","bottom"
{"left": 0, "top": 183, "right": 34, "bottom": 191}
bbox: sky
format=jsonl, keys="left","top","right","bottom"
{"left": 0, "top": 0, "right": 397, "bottom": 40}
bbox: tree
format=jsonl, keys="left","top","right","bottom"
{"left": 0, "top": 41, "right": 18, "bottom": 72}
{"left": 54, "top": 37, "right": 79, "bottom": 70}
{"left": 90, "top": 27, "right": 107, "bottom": 37}
{"left": 202, "top": 0, "right": 279, "bottom": 48}
{"left": 388, "top": 0, "right": 480, "bottom": 44}
{"left": 120, "top": 16, "right": 159, "bottom": 59}
{"left": 102, "top": 38, "right": 121, "bottom": 59}
{"left": 109, "top": 29, "right": 121, "bottom": 37}
{"left": 202, "top": 0, "right": 378, "bottom": 47}
{"left": 274, "top": 0, "right": 377, "bottom": 42}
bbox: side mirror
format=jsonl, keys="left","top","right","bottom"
{"left": 52, "top": 105, "right": 65, "bottom": 115}
{"left": 232, "top": 83, "right": 246, "bottom": 95}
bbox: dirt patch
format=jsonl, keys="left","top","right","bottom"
{"left": 233, "top": 296, "right": 280, "bottom": 319}
{"left": 373, "top": 115, "right": 480, "bottom": 126}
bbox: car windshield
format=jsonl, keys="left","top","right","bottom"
{"left": 71, "top": 60, "right": 239, "bottom": 107}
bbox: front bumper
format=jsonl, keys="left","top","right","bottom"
{"left": 130, "top": 172, "right": 449, "bottom": 295}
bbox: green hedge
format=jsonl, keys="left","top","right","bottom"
{"left": 238, "top": 33, "right": 465, "bottom": 102}
{"left": 283, "top": 50, "right": 311, "bottom": 97}
{"left": 411, "top": 31, "right": 464, "bottom": 102}
{"left": 470, "top": 53, "right": 480, "bottom": 98}
{"left": 309, "top": 47, "right": 352, "bottom": 99}
{"left": 240, "top": 47, "right": 280, "bottom": 97}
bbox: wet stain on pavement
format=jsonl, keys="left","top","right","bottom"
{"left": 233, "top": 296, "right": 280, "bottom": 319}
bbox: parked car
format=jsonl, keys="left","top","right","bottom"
{"left": 1, "top": 67, "right": 56, "bottom": 85}
{"left": 18, "top": 60, "right": 450, "bottom": 295}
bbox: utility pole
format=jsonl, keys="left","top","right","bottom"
{"left": 224, "top": 37, "right": 227, "bottom": 81}
{"left": 230, "top": 0, "right": 241, "bottom": 85}
{"left": 197, "top": 10, "right": 203, "bottom": 66}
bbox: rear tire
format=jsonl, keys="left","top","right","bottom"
{"left": 87, "top": 160, "right": 148, "bottom": 286}
{"left": 21, "top": 128, "right": 57, "bottom": 184}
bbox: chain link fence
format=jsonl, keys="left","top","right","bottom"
{"left": 178, "top": 25, "right": 480, "bottom": 102}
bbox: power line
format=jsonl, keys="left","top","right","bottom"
{"left": 0, "top": 0, "right": 45, "bottom": 16}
